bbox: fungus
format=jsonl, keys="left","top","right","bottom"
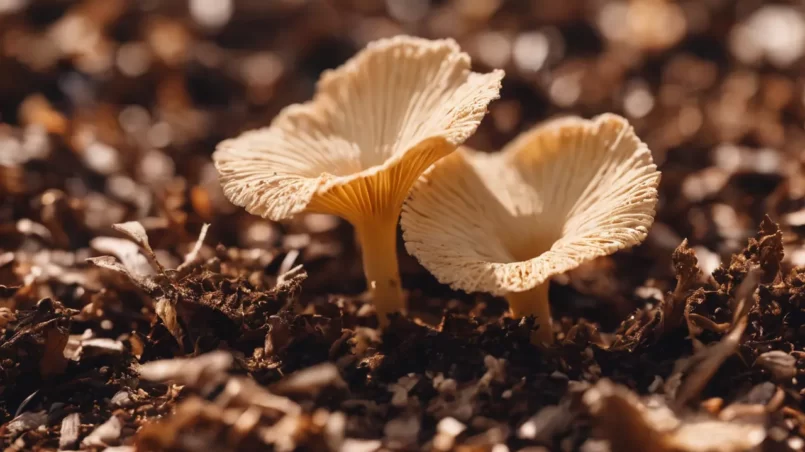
{"left": 213, "top": 35, "right": 504, "bottom": 325}
{"left": 401, "top": 114, "right": 660, "bottom": 344}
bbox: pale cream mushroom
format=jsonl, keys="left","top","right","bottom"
{"left": 401, "top": 114, "right": 660, "bottom": 344}
{"left": 213, "top": 36, "right": 504, "bottom": 325}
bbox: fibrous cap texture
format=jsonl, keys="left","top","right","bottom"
{"left": 401, "top": 114, "right": 660, "bottom": 296}
{"left": 213, "top": 35, "right": 504, "bottom": 224}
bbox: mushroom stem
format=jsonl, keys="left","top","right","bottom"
{"left": 355, "top": 216, "right": 404, "bottom": 326}
{"left": 506, "top": 283, "right": 553, "bottom": 345}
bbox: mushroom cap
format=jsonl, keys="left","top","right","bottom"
{"left": 400, "top": 114, "right": 660, "bottom": 296}
{"left": 213, "top": 35, "right": 504, "bottom": 223}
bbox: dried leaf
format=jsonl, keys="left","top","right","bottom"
{"left": 666, "top": 420, "right": 766, "bottom": 451}
{"left": 584, "top": 380, "right": 668, "bottom": 451}
{"left": 756, "top": 216, "right": 783, "bottom": 284}
{"left": 138, "top": 350, "right": 232, "bottom": 392}
{"left": 685, "top": 313, "right": 730, "bottom": 334}
{"left": 731, "top": 267, "right": 762, "bottom": 324}
{"left": 584, "top": 380, "right": 767, "bottom": 452}
{"left": 59, "top": 413, "right": 80, "bottom": 449}
{"left": 81, "top": 415, "right": 123, "bottom": 448}
{"left": 78, "top": 337, "right": 126, "bottom": 359}
{"left": 176, "top": 222, "right": 210, "bottom": 272}
{"left": 673, "top": 317, "right": 747, "bottom": 408}
{"left": 219, "top": 377, "right": 301, "bottom": 414}
{"left": 112, "top": 221, "right": 166, "bottom": 273}
{"left": 271, "top": 363, "right": 345, "bottom": 395}
{"left": 276, "top": 264, "right": 306, "bottom": 287}
{"left": 278, "top": 249, "right": 301, "bottom": 277}
{"left": 112, "top": 221, "right": 152, "bottom": 254}
{"left": 665, "top": 239, "right": 702, "bottom": 332}
{"left": 155, "top": 297, "right": 183, "bottom": 345}
{"left": 5, "top": 411, "right": 47, "bottom": 437}
{"left": 274, "top": 265, "right": 306, "bottom": 309}
{"left": 91, "top": 236, "right": 156, "bottom": 277}
{"left": 87, "top": 256, "right": 159, "bottom": 293}
{"left": 111, "top": 390, "right": 135, "bottom": 407}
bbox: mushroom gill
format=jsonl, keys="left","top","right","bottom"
{"left": 401, "top": 114, "right": 660, "bottom": 344}
{"left": 213, "top": 35, "right": 504, "bottom": 325}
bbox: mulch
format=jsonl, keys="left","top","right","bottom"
{"left": 1, "top": 1, "right": 805, "bottom": 451}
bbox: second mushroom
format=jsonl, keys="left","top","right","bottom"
{"left": 401, "top": 114, "right": 661, "bottom": 344}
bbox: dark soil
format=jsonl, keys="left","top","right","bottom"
{"left": 1, "top": 1, "right": 805, "bottom": 451}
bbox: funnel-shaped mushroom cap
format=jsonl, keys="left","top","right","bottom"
{"left": 401, "top": 114, "right": 660, "bottom": 296}
{"left": 213, "top": 35, "right": 504, "bottom": 223}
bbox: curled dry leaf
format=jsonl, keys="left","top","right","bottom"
{"left": 667, "top": 420, "right": 766, "bottom": 452}
{"left": 112, "top": 221, "right": 154, "bottom": 257}
{"left": 155, "top": 297, "right": 183, "bottom": 345}
{"left": 91, "top": 236, "right": 155, "bottom": 278}
{"left": 81, "top": 414, "right": 123, "bottom": 448}
{"left": 754, "top": 216, "right": 783, "bottom": 284}
{"left": 65, "top": 330, "right": 127, "bottom": 360}
{"left": 87, "top": 256, "right": 159, "bottom": 293}
{"left": 218, "top": 378, "right": 301, "bottom": 415}
{"left": 111, "top": 390, "right": 135, "bottom": 408}
{"left": 270, "top": 362, "right": 346, "bottom": 395}
{"left": 664, "top": 239, "right": 702, "bottom": 332}
{"left": 730, "top": 267, "right": 762, "bottom": 325}
{"left": 176, "top": 222, "right": 210, "bottom": 272}
{"left": 671, "top": 317, "right": 747, "bottom": 408}
{"left": 585, "top": 379, "right": 766, "bottom": 452}
{"left": 276, "top": 264, "right": 306, "bottom": 287}
{"left": 112, "top": 220, "right": 167, "bottom": 274}
{"left": 5, "top": 411, "right": 47, "bottom": 437}
{"left": 138, "top": 350, "right": 233, "bottom": 392}
{"left": 583, "top": 379, "right": 666, "bottom": 451}
{"left": 135, "top": 359, "right": 313, "bottom": 451}
{"left": 667, "top": 259, "right": 766, "bottom": 406}
{"left": 59, "top": 412, "right": 80, "bottom": 450}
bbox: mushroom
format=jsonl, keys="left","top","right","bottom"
{"left": 401, "top": 114, "right": 660, "bottom": 344}
{"left": 213, "top": 36, "right": 504, "bottom": 325}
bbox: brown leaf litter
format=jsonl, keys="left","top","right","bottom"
{"left": 2, "top": 1, "right": 805, "bottom": 451}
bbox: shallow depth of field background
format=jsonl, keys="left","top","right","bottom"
{"left": 3, "top": 0, "right": 805, "bottom": 450}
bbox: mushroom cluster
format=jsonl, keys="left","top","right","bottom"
{"left": 401, "top": 115, "right": 660, "bottom": 343}
{"left": 214, "top": 35, "right": 661, "bottom": 340}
